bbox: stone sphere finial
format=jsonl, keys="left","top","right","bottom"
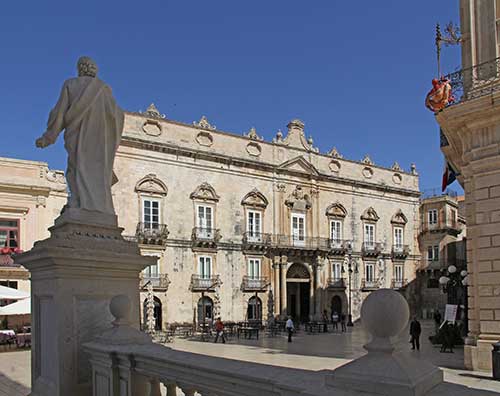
{"left": 361, "top": 289, "right": 409, "bottom": 352}
{"left": 109, "top": 294, "right": 131, "bottom": 326}
{"left": 77, "top": 56, "right": 98, "bottom": 77}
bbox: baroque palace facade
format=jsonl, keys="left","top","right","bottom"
{"left": 112, "top": 106, "right": 421, "bottom": 328}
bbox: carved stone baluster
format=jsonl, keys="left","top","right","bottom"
{"left": 164, "top": 382, "right": 177, "bottom": 396}
{"left": 149, "top": 378, "right": 162, "bottom": 396}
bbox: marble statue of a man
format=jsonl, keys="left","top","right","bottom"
{"left": 36, "top": 56, "right": 124, "bottom": 215}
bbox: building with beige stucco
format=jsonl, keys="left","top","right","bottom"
{"left": 112, "top": 105, "right": 421, "bottom": 330}
{"left": 0, "top": 157, "right": 67, "bottom": 296}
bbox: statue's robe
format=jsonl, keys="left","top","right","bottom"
{"left": 44, "top": 76, "right": 124, "bottom": 215}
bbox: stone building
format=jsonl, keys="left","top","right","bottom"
{"left": 0, "top": 157, "right": 67, "bottom": 294}
{"left": 415, "top": 190, "right": 466, "bottom": 319}
{"left": 436, "top": 0, "right": 500, "bottom": 371}
{"left": 112, "top": 106, "right": 421, "bottom": 329}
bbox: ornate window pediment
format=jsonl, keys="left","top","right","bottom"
{"left": 135, "top": 174, "right": 168, "bottom": 196}
{"left": 190, "top": 182, "right": 220, "bottom": 202}
{"left": 325, "top": 202, "right": 347, "bottom": 218}
{"left": 391, "top": 209, "right": 408, "bottom": 225}
{"left": 241, "top": 189, "right": 268, "bottom": 209}
{"left": 277, "top": 156, "right": 319, "bottom": 176}
{"left": 285, "top": 185, "right": 312, "bottom": 211}
{"left": 361, "top": 207, "right": 379, "bottom": 222}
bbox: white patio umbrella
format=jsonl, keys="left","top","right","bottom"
{"left": 0, "top": 298, "right": 30, "bottom": 315}
{"left": 0, "top": 285, "right": 29, "bottom": 300}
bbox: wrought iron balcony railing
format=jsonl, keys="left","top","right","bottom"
{"left": 190, "top": 274, "right": 220, "bottom": 292}
{"left": 361, "top": 242, "right": 382, "bottom": 257}
{"left": 418, "top": 220, "right": 460, "bottom": 235}
{"left": 242, "top": 232, "right": 272, "bottom": 251}
{"left": 191, "top": 227, "right": 221, "bottom": 249}
{"left": 391, "top": 278, "right": 407, "bottom": 289}
{"left": 361, "top": 279, "right": 379, "bottom": 290}
{"left": 445, "top": 56, "right": 500, "bottom": 107}
{"left": 241, "top": 276, "right": 269, "bottom": 292}
{"left": 272, "top": 235, "right": 331, "bottom": 251}
{"left": 327, "top": 277, "right": 346, "bottom": 289}
{"left": 391, "top": 244, "right": 410, "bottom": 259}
{"left": 136, "top": 222, "right": 169, "bottom": 245}
{"left": 140, "top": 273, "right": 170, "bottom": 290}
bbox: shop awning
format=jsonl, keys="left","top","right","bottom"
{"left": 0, "top": 285, "right": 29, "bottom": 300}
{"left": 0, "top": 298, "right": 30, "bottom": 315}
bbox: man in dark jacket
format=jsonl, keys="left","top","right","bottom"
{"left": 409, "top": 316, "right": 422, "bottom": 351}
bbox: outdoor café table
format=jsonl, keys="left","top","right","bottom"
{"left": 237, "top": 326, "right": 259, "bottom": 340}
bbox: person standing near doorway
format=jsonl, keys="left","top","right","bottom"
{"left": 331, "top": 311, "right": 339, "bottom": 332}
{"left": 214, "top": 317, "right": 226, "bottom": 344}
{"left": 409, "top": 316, "right": 421, "bottom": 351}
{"left": 322, "top": 310, "right": 329, "bottom": 332}
{"left": 286, "top": 316, "right": 294, "bottom": 342}
{"left": 340, "top": 313, "right": 347, "bottom": 332}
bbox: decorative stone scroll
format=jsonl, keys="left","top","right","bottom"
{"left": 190, "top": 182, "right": 220, "bottom": 202}
{"left": 325, "top": 202, "right": 347, "bottom": 218}
{"left": 361, "top": 207, "right": 379, "bottom": 222}
{"left": 193, "top": 116, "right": 216, "bottom": 130}
{"left": 361, "top": 154, "right": 374, "bottom": 165}
{"left": 141, "top": 103, "right": 166, "bottom": 119}
{"left": 244, "top": 127, "right": 263, "bottom": 141}
{"left": 329, "top": 160, "right": 341, "bottom": 173}
{"left": 241, "top": 188, "right": 268, "bottom": 209}
{"left": 391, "top": 161, "right": 402, "bottom": 172}
{"left": 362, "top": 166, "right": 374, "bottom": 179}
{"left": 328, "top": 147, "right": 343, "bottom": 159}
{"left": 142, "top": 119, "right": 162, "bottom": 137}
{"left": 246, "top": 142, "right": 262, "bottom": 157}
{"left": 196, "top": 131, "right": 214, "bottom": 147}
{"left": 391, "top": 209, "right": 408, "bottom": 225}
{"left": 135, "top": 174, "right": 168, "bottom": 197}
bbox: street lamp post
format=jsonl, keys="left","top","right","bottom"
{"left": 439, "top": 264, "right": 468, "bottom": 336}
{"left": 343, "top": 247, "right": 358, "bottom": 327}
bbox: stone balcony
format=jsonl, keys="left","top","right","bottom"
{"left": 418, "top": 220, "right": 461, "bottom": 236}
{"left": 191, "top": 227, "right": 221, "bottom": 250}
{"left": 328, "top": 239, "right": 351, "bottom": 256}
{"left": 135, "top": 222, "right": 169, "bottom": 246}
{"left": 361, "top": 242, "right": 382, "bottom": 257}
{"left": 391, "top": 278, "right": 407, "bottom": 289}
{"left": 391, "top": 244, "right": 410, "bottom": 259}
{"left": 327, "top": 277, "right": 346, "bottom": 290}
{"left": 190, "top": 274, "right": 220, "bottom": 292}
{"left": 242, "top": 232, "right": 271, "bottom": 252}
{"left": 272, "top": 234, "right": 330, "bottom": 253}
{"left": 241, "top": 276, "right": 270, "bottom": 292}
{"left": 139, "top": 273, "right": 170, "bottom": 291}
{"left": 361, "top": 279, "right": 379, "bottom": 291}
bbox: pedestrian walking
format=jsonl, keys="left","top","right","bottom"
{"left": 440, "top": 322, "right": 455, "bottom": 353}
{"left": 340, "top": 313, "right": 347, "bottom": 332}
{"left": 409, "top": 316, "right": 421, "bottom": 351}
{"left": 214, "top": 317, "right": 226, "bottom": 344}
{"left": 331, "top": 311, "right": 339, "bottom": 332}
{"left": 286, "top": 316, "right": 294, "bottom": 343}
{"left": 322, "top": 310, "right": 329, "bottom": 332}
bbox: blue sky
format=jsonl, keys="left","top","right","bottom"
{"left": 0, "top": 1, "right": 461, "bottom": 192}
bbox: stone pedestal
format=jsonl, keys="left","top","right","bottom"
{"left": 326, "top": 289, "right": 443, "bottom": 396}
{"left": 16, "top": 209, "right": 155, "bottom": 396}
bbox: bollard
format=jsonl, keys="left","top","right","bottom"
{"left": 493, "top": 341, "right": 500, "bottom": 380}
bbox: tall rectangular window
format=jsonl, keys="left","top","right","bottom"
{"left": 247, "top": 211, "right": 262, "bottom": 240}
{"left": 142, "top": 199, "right": 160, "bottom": 229}
{"left": 394, "top": 264, "right": 403, "bottom": 282}
{"left": 247, "top": 258, "right": 261, "bottom": 279}
{"left": 332, "top": 262, "right": 342, "bottom": 280}
{"left": 0, "top": 219, "right": 19, "bottom": 249}
{"left": 427, "top": 246, "right": 434, "bottom": 261}
{"left": 433, "top": 246, "right": 439, "bottom": 261}
{"left": 197, "top": 205, "right": 213, "bottom": 237}
{"left": 393, "top": 227, "right": 403, "bottom": 250}
{"left": 143, "top": 263, "right": 159, "bottom": 278}
{"left": 428, "top": 209, "right": 438, "bottom": 225}
{"left": 365, "top": 263, "right": 375, "bottom": 282}
{"left": 291, "top": 213, "right": 306, "bottom": 246}
{"left": 364, "top": 224, "right": 375, "bottom": 247}
{"left": 198, "top": 256, "right": 212, "bottom": 279}
{"left": 330, "top": 220, "right": 342, "bottom": 242}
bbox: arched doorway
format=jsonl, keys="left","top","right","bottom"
{"left": 143, "top": 296, "right": 162, "bottom": 331}
{"left": 286, "top": 263, "right": 310, "bottom": 322}
{"left": 331, "top": 295, "right": 342, "bottom": 316}
{"left": 197, "top": 296, "right": 213, "bottom": 325}
{"left": 247, "top": 296, "right": 262, "bottom": 322}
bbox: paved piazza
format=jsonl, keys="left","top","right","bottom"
{"left": 1, "top": 321, "right": 499, "bottom": 396}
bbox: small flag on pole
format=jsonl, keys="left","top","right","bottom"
{"left": 442, "top": 161, "right": 457, "bottom": 192}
